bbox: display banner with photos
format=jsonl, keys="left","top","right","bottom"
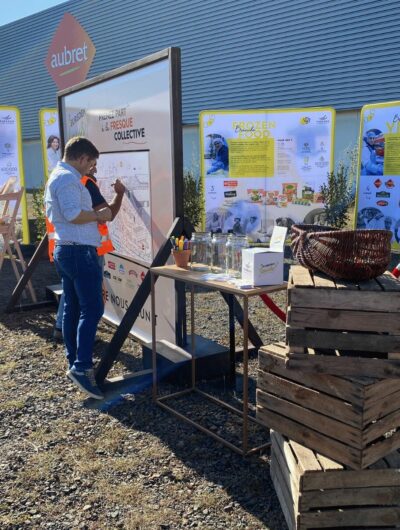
{"left": 200, "top": 108, "right": 335, "bottom": 241}
{"left": 0, "top": 106, "right": 29, "bottom": 242}
{"left": 58, "top": 50, "right": 182, "bottom": 343}
{"left": 355, "top": 101, "right": 400, "bottom": 250}
{"left": 39, "top": 109, "right": 60, "bottom": 180}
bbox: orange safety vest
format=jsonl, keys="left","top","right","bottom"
{"left": 46, "top": 175, "right": 114, "bottom": 262}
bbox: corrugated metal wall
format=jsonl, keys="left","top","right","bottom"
{"left": 1, "top": 0, "right": 400, "bottom": 139}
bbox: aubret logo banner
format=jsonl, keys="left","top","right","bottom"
{"left": 45, "top": 13, "right": 96, "bottom": 90}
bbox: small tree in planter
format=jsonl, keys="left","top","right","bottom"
{"left": 183, "top": 169, "right": 204, "bottom": 230}
{"left": 320, "top": 163, "right": 354, "bottom": 229}
{"left": 31, "top": 186, "right": 47, "bottom": 242}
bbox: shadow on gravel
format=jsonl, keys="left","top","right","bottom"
{"left": 88, "top": 380, "right": 287, "bottom": 530}
{"left": 0, "top": 258, "right": 59, "bottom": 340}
{"left": 0, "top": 306, "right": 57, "bottom": 341}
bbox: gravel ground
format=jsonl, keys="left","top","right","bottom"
{"left": 0, "top": 258, "right": 288, "bottom": 530}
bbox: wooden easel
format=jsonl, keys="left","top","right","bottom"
{"left": 0, "top": 187, "right": 36, "bottom": 302}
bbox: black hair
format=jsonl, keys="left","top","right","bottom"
{"left": 47, "top": 135, "right": 60, "bottom": 149}
{"left": 64, "top": 136, "right": 99, "bottom": 160}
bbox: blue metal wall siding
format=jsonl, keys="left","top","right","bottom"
{"left": 1, "top": 0, "right": 400, "bottom": 139}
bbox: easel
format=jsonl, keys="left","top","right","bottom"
{"left": 0, "top": 187, "right": 36, "bottom": 303}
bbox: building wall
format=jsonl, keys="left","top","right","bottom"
{"left": 334, "top": 110, "right": 361, "bottom": 167}
{"left": 23, "top": 141, "right": 45, "bottom": 190}
{"left": 1, "top": 0, "right": 398, "bottom": 187}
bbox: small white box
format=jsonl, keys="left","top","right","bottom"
{"left": 241, "top": 247, "right": 284, "bottom": 286}
{"left": 241, "top": 226, "right": 287, "bottom": 286}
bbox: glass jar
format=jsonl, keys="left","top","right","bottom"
{"left": 210, "top": 233, "right": 227, "bottom": 273}
{"left": 190, "top": 232, "right": 211, "bottom": 271}
{"left": 225, "top": 234, "right": 249, "bottom": 278}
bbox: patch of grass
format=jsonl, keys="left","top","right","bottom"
{"left": 95, "top": 478, "right": 142, "bottom": 504}
{"left": 16, "top": 452, "right": 60, "bottom": 485}
{"left": 26, "top": 426, "right": 58, "bottom": 447}
{"left": 135, "top": 440, "right": 170, "bottom": 460}
{"left": 0, "top": 380, "right": 15, "bottom": 397}
{"left": 0, "top": 360, "right": 18, "bottom": 375}
{"left": 90, "top": 425, "right": 129, "bottom": 454}
{"left": 38, "top": 389, "right": 60, "bottom": 400}
{"left": 193, "top": 490, "right": 226, "bottom": 510}
{"left": 69, "top": 454, "right": 103, "bottom": 475}
{"left": 2, "top": 399, "right": 26, "bottom": 411}
{"left": 98, "top": 455, "right": 143, "bottom": 473}
{"left": 0, "top": 514, "right": 30, "bottom": 527}
{"left": 125, "top": 505, "right": 181, "bottom": 530}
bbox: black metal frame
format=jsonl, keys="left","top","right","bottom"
{"left": 58, "top": 48, "right": 186, "bottom": 384}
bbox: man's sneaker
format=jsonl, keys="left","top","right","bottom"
{"left": 67, "top": 366, "right": 104, "bottom": 400}
{"left": 52, "top": 327, "right": 63, "bottom": 342}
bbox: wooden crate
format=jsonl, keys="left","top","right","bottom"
{"left": 270, "top": 430, "right": 400, "bottom": 529}
{"left": 287, "top": 265, "right": 400, "bottom": 356}
{"left": 257, "top": 343, "right": 400, "bottom": 469}
{"left": 286, "top": 347, "right": 400, "bottom": 379}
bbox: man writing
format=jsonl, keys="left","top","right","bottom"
{"left": 45, "top": 136, "right": 110, "bottom": 399}
{"left": 52, "top": 160, "right": 125, "bottom": 340}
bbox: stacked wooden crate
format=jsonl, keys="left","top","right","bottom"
{"left": 286, "top": 265, "right": 400, "bottom": 362}
{"left": 270, "top": 430, "right": 400, "bottom": 530}
{"left": 257, "top": 265, "right": 400, "bottom": 529}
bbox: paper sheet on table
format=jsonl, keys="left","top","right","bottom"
{"left": 199, "top": 273, "right": 231, "bottom": 282}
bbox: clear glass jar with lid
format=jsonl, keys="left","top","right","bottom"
{"left": 190, "top": 232, "right": 211, "bottom": 271}
{"left": 225, "top": 234, "right": 249, "bottom": 278}
{"left": 210, "top": 233, "right": 227, "bottom": 273}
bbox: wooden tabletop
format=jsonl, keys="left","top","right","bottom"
{"left": 150, "top": 265, "right": 286, "bottom": 297}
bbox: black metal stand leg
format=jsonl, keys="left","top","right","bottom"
{"left": 228, "top": 293, "right": 236, "bottom": 385}
{"left": 190, "top": 284, "right": 195, "bottom": 388}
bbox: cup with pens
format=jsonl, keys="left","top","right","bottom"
{"left": 171, "top": 236, "right": 191, "bottom": 269}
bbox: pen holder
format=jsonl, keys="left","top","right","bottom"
{"left": 172, "top": 249, "right": 191, "bottom": 269}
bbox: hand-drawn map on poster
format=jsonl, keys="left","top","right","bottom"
{"left": 96, "top": 151, "right": 152, "bottom": 265}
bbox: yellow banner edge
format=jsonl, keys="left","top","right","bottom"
{"left": 0, "top": 105, "right": 30, "bottom": 243}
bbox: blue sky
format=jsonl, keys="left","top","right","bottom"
{"left": 0, "top": 0, "right": 68, "bottom": 27}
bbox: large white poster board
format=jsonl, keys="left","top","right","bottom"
{"left": 59, "top": 50, "right": 181, "bottom": 344}
{"left": 200, "top": 108, "right": 335, "bottom": 241}
{"left": 355, "top": 100, "right": 400, "bottom": 249}
{"left": 0, "top": 106, "right": 29, "bottom": 242}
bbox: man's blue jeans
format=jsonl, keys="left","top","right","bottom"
{"left": 53, "top": 245, "right": 104, "bottom": 370}
{"left": 55, "top": 256, "right": 104, "bottom": 330}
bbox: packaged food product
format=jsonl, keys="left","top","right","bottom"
{"left": 247, "top": 189, "right": 265, "bottom": 203}
{"left": 266, "top": 190, "right": 279, "bottom": 205}
{"left": 302, "top": 185, "right": 314, "bottom": 200}
{"left": 282, "top": 183, "right": 298, "bottom": 202}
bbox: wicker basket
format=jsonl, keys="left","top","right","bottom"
{"left": 291, "top": 224, "right": 392, "bottom": 281}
